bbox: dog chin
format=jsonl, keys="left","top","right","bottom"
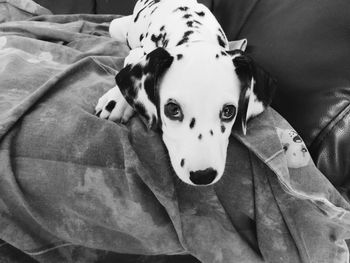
{"left": 176, "top": 174, "right": 197, "bottom": 186}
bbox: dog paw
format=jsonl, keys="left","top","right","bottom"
{"left": 95, "top": 86, "right": 134, "bottom": 123}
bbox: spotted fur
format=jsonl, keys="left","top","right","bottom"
{"left": 95, "top": 0, "right": 276, "bottom": 186}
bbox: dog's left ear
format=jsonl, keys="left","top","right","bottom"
{"left": 231, "top": 51, "right": 276, "bottom": 134}
{"left": 116, "top": 48, "right": 174, "bottom": 130}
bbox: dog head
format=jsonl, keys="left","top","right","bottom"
{"left": 116, "top": 43, "right": 276, "bottom": 186}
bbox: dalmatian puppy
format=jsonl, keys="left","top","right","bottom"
{"left": 95, "top": 0, "right": 276, "bottom": 186}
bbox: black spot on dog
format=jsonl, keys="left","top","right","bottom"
{"left": 183, "top": 14, "right": 192, "bottom": 19}
{"left": 161, "top": 32, "right": 168, "bottom": 46}
{"left": 95, "top": 109, "right": 102, "bottom": 117}
{"left": 193, "top": 20, "right": 202, "bottom": 25}
{"left": 181, "top": 159, "right": 185, "bottom": 167}
{"left": 177, "top": 38, "right": 188, "bottom": 46}
{"left": 139, "top": 34, "right": 144, "bottom": 42}
{"left": 221, "top": 51, "right": 228, "bottom": 56}
{"left": 186, "top": 20, "right": 201, "bottom": 28}
{"left": 198, "top": 134, "right": 202, "bottom": 140}
{"left": 217, "top": 35, "right": 226, "bottom": 48}
{"left": 105, "top": 100, "right": 116, "bottom": 112}
{"left": 131, "top": 64, "right": 143, "bottom": 79}
{"left": 186, "top": 21, "right": 194, "bottom": 27}
{"left": 163, "top": 39, "right": 169, "bottom": 48}
{"left": 189, "top": 118, "right": 196, "bottom": 129}
{"left": 176, "top": 54, "right": 183, "bottom": 60}
{"left": 174, "top": 6, "right": 189, "bottom": 12}
{"left": 150, "top": 6, "right": 158, "bottom": 15}
{"left": 151, "top": 32, "right": 169, "bottom": 47}
{"left": 184, "top": 30, "right": 194, "bottom": 38}
{"left": 151, "top": 33, "right": 162, "bottom": 46}
{"left": 160, "top": 25, "right": 165, "bottom": 31}
{"left": 215, "top": 54, "right": 219, "bottom": 59}
{"left": 221, "top": 125, "right": 226, "bottom": 133}
{"left": 134, "top": 4, "right": 149, "bottom": 22}
{"left": 177, "top": 31, "right": 194, "bottom": 46}
{"left": 210, "top": 130, "right": 214, "bottom": 136}
{"left": 195, "top": 11, "right": 205, "bottom": 16}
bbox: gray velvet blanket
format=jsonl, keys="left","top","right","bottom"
{"left": 0, "top": 1, "right": 350, "bottom": 262}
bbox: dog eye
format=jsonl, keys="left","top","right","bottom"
{"left": 164, "top": 102, "right": 183, "bottom": 121}
{"left": 220, "top": 104, "right": 236, "bottom": 121}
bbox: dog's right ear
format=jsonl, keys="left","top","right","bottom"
{"left": 231, "top": 50, "right": 276, "bottom": 134}
{"left": 116, "top": 48, "right": 174, "bottom": 130}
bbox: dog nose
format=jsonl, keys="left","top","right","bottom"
{"left": 189, "top": 168, "right": 217, "bottom": 185}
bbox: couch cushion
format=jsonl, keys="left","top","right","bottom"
{"left": 34, "top": 0, "right": 95, "bottom": 14}
{"left": 96, "top": 0, "right": 135, "bottom": 15}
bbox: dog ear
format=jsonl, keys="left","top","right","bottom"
{"left": 232, "top": 50, "right": 276, "bottom": 134}
{"left": 115, "top": 47, "right": 174, "bottom": 130}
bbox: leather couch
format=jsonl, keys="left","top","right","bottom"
{"left": 36, "top": 0, "right": 349, "bottom": 198}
